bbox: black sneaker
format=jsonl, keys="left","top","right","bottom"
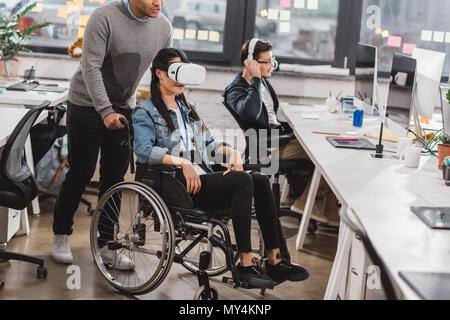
{"left": 266, "top": 259, "right": 310, "bottom": 282}
{"left": 237, "top": 264, "right": 274, "bottom": 289}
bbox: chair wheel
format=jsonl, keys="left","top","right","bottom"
{"left": 37, "top": 266, "right": 48, "bottom": 279}
{"left": 307, "top": 220, "right": 318, "bottom": 233}
{"left": 0, "top": 280, "right": 4, "bottom": 290}
{"left": 193, "top": 285, "right": 218, "bottom": 300}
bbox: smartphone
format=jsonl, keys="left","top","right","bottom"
{"left": 368, "top": 153, "right": 400, "bottom": 160}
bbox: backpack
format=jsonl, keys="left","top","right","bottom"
{"left": 35, "top": 134, "right": 68, "bottom": 196}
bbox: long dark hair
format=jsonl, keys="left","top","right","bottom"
{"left": 150, "top": 48, "right": 203, "bottom": 132}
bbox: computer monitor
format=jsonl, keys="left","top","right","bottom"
{"left": 412, "top": 48, "right": 446, "bottom": 119}
{"left": 354, "top": 43, "right": 377, "bottom": 108}
{"left": 385, "top": 52, "right": 417, "bottom": 136}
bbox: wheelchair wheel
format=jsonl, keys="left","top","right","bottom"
{"left": 193, "top": 285, "right": 218, "bottom": 300}
{"left": 176, "top": 223, "right": 230, "bottom": 277}
{"left": 90, "top": 182, "right": 175, "bottom": 295}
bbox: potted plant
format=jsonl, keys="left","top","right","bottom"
{"left": 0, "top": 2, "right": 51, "bottom": 78}
{"left": 436, "top": 133, "right": 450, "bottom": 170}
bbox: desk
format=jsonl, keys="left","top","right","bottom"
{"left": 0, "top": 80, "right": 68, "bottom": 214}
{"left": 0, "top": 107, "right": 48, "bottom": 239}
{"left": 281, "top": 103, "right": 450, "bottom": 300}
{"left": 0, "top": 79, "right": 68, "bottom": 108}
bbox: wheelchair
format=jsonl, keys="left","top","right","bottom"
{"left": 90, "top": 121, "right": 293, "bottom": 299}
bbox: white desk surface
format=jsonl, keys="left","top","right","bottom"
{"left": 281, "top": 103, "right": 450, "bottom": 300}
{"left": 0, "top": 79, "right": 68, "bottom": 107}
{"left": 0, "top": 107, "right": 48, "bottom": 147}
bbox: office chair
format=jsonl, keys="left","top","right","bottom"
{"left": 339, "top": 207, "right": 397, "bottom": 300}
{"left": 0, "top": 101, "right": 50, "bottom": 291}
{"left": 222, "top": 100, "right": 317, "bottom": 231}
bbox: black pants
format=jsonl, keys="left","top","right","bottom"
{"left": 52, "top": 102, "right": 131, "bottom": 237}
{"left": 180, "top": 170, "right": 282, "bottom": 253}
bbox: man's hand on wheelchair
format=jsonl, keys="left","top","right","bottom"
{"left": 180, "top": 159, "right": 202, "bottom": 195}
{"left": 103, "top": 112, "right": 125, "bottom": 130}
{"left": 223, "top": 149, "right": 243, "bottom": 176}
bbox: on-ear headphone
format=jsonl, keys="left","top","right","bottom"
{"left": 247, "top": 38, "right": 260, "bottom": 62}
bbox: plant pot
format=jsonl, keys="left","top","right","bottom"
{"left": 437, "top": 143, "right": 450, "bottom": 170}
{"left": 0, "top": 57, "right": 21, "bottom": 78}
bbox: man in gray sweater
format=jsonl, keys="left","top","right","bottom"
{"left": 51, "top": 0, "right": 173, "bottom": 269}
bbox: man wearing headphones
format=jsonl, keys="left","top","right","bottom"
{"left": 51, "top": 0, "right": 172, "bottom": 268}
{"left": 223, "top": 39, "right": 340, "bottom": 226}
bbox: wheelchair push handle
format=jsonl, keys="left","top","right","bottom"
{"left": 120, "top": 118, "right": 135, "bottom": 174}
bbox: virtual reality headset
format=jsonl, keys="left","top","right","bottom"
{"left": 154, "top": 61, "right": 206, "bottom": 85}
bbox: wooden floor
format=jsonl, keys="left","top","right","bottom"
{"left": 0, "top": 190, "right": 339, "bottom": 300}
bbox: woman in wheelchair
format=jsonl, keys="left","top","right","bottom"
{"left": 131, "top": 48, "right": 309, "bottom": 288}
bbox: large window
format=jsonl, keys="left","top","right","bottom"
{"left": 360, "top": 0, "right": 450, "bottom": 78}
{"left": 165, "top": 0, "right": 227, "bottom": 53}
{"left": 254, "top": 0, "right": 340, "bottom": 61}
{"left": 1, "top": 0, "right": 361, "bottom": 67}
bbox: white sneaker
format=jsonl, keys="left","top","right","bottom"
{"left": 51, "top": 235, "right": 73, "bottom": 264}
{"left": 100, "top": 246, "right": 135, "bottom": 271}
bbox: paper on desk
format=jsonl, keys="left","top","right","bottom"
{"left": 302, "top": 113, "right": 320, "bottom": 120}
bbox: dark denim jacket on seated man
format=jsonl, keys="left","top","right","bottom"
{"left": 223, "top": 72, "right": 292, "bottom": 134}
{"left": 132, "top": 97, "right": 227, "bottom": 172}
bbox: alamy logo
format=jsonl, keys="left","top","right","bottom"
{"left": 66, "top": 265, "right": 81, "bottom": 290}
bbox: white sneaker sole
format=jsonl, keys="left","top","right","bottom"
{"left": 51, "top": 253, "right": 73, "bottom": 264}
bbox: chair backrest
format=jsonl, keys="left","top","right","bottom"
{"left": 340, "top": 207, "right": 397, "bottom": 300}
{"left": 0, "top": 101, "right": 50, "bottom": 183}
{"left": 222, "top": 100, "right": 254, "bottom": 162}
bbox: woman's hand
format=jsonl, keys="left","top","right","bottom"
{"left": 181, "top": 159, "right": 202, "bottom": 195}
{"left": 224, "top": 149, "right": 243, "bottom": 175}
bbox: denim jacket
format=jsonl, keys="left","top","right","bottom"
{"left": 132, "top": 97, "right": 227, "bottom": 172}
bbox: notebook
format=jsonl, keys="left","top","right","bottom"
{"left": 326, "top": 136, "right": 376, "bottom": 150}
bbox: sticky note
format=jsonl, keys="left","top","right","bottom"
{"left": 387, "top": 35, "right": 402, "bottom": 48}
{"left": 260, "top": 9, "right": 268, "bottom": 17}
{"left": 173, "top": 28, "right": 184, "bottom": 40}
{"left": 402, "top": 43, "right": 416, "bottom": 55}
{"left": 375, "top": 28, "right": 382, "bottom": 35}
{"left": 268, "top": 9, "right": 279, "bottom": 20}
{"left": 73, "top": 0, "right": 84, "bottom": 8}
{"left": 279, "top": 22, "right": 291, "bottom": 33}
{"left": 57, "top": 7, "right": 68, "bottom": 19}
{"left": 433, "top": 31, "right": 444, "bottom": 43}
{"left": 280, "top": 0, "right": 291, "bottom": 8}
{"left": 279, "top": 10, "right": 291, "bottom": 21}
{"left": 421, "top": 30, "right": 433, "bottom": 41}
{"left": 197, "top": 30, "right": 209, "bottom": 41}
{"left": 381, "top": 30, "right": 389, "bottom": 38}
{"left": 446, "top": 32, "right": 450, "bottom": 43}
{"left": 209, "top": 31, "right": 220, "bottom": 42}
{"left": 307, "top": 0, "right": 318, "bottom": 10}
{"left": 294, "top": 0, "right": 305, "bottom": 8}
{"left": 79, "top": 15, "right": 89, "bottom": 27}
{"left": 185, "top": 29, "right": 196, "bottom": 39}
{"left": 77, "top": 27, "right": 85, "bottom": 38}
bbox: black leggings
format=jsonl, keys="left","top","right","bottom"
{"left": 179, "top": 170, "right": 282, "bottom": 253}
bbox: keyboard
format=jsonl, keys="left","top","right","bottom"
{"left": 410, "top": 206, "right": 450, "bottom": 229}
{"left": 6, "top": 82, "right": 39, "bottom": 91}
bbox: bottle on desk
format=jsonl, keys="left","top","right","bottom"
{"left": 353, "top": 109, "right": 364, "bottom": 127}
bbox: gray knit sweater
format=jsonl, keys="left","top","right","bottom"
{"left": 68, "top": 0, "right": 173, "bottom": 119}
